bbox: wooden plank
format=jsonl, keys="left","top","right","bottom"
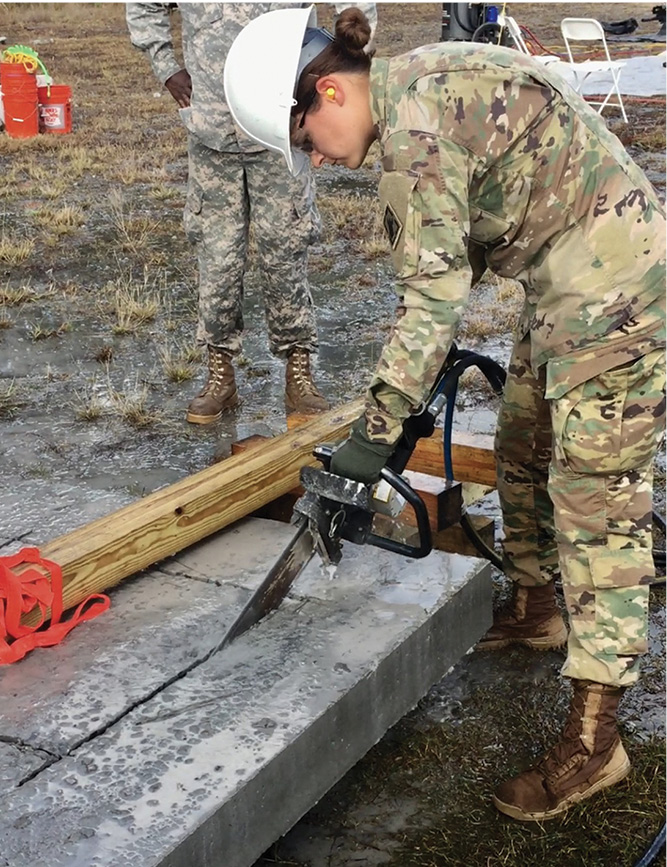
{"left": 399, "top": 470, "right": 461, "bottom": 534}
{"left": 289, "top": 409, "right": 496, "bottom": 486}
{"left": 432, "top": 515, "right": 496, "bottom": 558}
{"left": 230, "top": 434, "right": 269, "bottom": 455}
{"left": 407, "top": 430, "right": 496, "bottom": 487}
{"left": 23, "top": 400, "right": 365, "bottom": 623}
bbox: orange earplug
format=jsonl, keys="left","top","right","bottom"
{"left": 326, "top": 86, "right": 336, "bottom": 99}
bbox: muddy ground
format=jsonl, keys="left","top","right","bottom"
{"left": 0, "top": 3, "right": 665, "bottom": 866}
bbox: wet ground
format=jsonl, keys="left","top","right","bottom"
{"left": 0, "top": 4, "right": 665, "bottom": 866}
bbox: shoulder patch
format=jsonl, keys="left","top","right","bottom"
{"left": 383, "top": 203, "right": 403, "bottom": 249}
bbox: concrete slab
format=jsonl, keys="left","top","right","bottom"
{"left": 0, "top": 479, "right": 135, "bottom": 552}
{"left": 0, "top": 518, "right": 290, "bottom": 755}
{"left": 0, "top": 742, "right": 54, "bottom": 789}
{"left": 159, "top": 516, "right": 295, "bottom": 591}
{"left": 0, "top": 518, "right": 492, "bottom": 867}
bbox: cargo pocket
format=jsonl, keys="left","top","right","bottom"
{"left": 183, "top": 181, "right": 204, "bottom": 245}
{"left": 548, "top": 351, "right": 664, "bottom": 475}
{"left": 468, "top": 205, "right": 516, "bottom": 246}
{"left": 378, "top": 170, "right": 421, "bottom": 277}
{"left": 588, "top": 546, "right": 650, "bottom": 655}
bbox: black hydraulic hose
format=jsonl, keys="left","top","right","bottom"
{"left": 439, "top": 349, "right": 505, "bottom": 569}
{"left": 471, "top": 21, "right": 502, "bottom": 43}
{"left": 452, "top": 3, "right": 477, "bottom": 35}
{"left": 634, "top": 822, "right": 666, "bottom": 867}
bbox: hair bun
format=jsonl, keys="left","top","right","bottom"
{"left": 334, "top": 7, "right": 371, "bottom": 56}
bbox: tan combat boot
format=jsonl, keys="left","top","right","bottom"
{"left": 493, "top": 679, "right": 630, "bottom": 821}
{"left": 186, "top": 346, "right": 239, "bottom": 424}
{"left": 284, "top": 347, "right": 329, "bottom": 414}
{"left": 476, "top": 582, "right": 567, "bottom": 651}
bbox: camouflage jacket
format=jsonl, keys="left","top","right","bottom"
{"left": 366, "top": 42, "right": 666, "bottom": 443}
{"left": 126, "top": 2, "right": 377, "bottom": 152}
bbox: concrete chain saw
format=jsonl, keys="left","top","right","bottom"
{"left": 217, "top": 346, "right": 506, "bottom": 652}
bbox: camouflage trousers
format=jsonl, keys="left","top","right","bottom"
{"left": 496, "top": 333, "right": 666, "bottom": 687}
{"left": 183, "top": 137, "right": 320, "bottom": 358}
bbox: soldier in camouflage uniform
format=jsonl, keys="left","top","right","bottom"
{"left": 126, "top": 3, "right": 377, "bottom": 423}
{"left": 224, "top": 7, "right": 666, "bottom": 821}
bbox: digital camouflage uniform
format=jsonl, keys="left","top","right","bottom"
{"left": 366, "top": 42, "right": 666, "bottom": 688}
{"left": 126, "top": 2, "right": 377, "bottom": 358}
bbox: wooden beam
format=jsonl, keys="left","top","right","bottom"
{"left": 230, "top": 434, "right": 269, "bottom": 455}
{"left": 407, "top": 430, "right": 496, "bottom": 487}
{"left": 399, "top": 471, "right": 462, "bottom": 534}
{"left": 23, "top": 400, "right": 364, "bottom": 623}
{"left": 288, "top": 409, "right": 497, "bottom": 487}
{"left": 432, "top": 515, "right": 496, "bottom": 558}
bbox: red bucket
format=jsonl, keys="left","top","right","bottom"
{"left": 0, "top": 62, "right": 39, "bottom": 139}
{"left": 38, "top": 84, "right": 72, "bottom": 134}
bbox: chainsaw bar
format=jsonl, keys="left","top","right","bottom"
{"left": 216, "top": 517, "right": 316, "bottom": 651}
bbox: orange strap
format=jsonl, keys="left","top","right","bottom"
{"left": 0, "top": 547, "right": 110, "bottom": 665}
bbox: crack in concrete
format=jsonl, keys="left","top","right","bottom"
{"left": 6, "top": 558, "right": 325, "bottom": 791}
{"left": 13, "top": 594, "right": 256, "bottom": 787}
{"left": 154, "top": 564, "right": 268, "bottom": 593}
{"left": 0, "top": 735, "right": 60, "bottom": 788}
{"left": 0, "top": 531, "right": 33, "bottom": 554}
{"left": 0, "top": 734, "right": 57, "bottom": 759}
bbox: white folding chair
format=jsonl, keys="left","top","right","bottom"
{"left": 502, "top": 15, "right": 531, "bottom": 54}
{"left": 498, "top": 15, "right": 560, "bottom": 65}
{"left": 560, "top": 17, "right": 628, "bottom": 122}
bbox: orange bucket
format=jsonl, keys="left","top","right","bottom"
{"left": 0, "top": 62, "right": 39, "bottom": 138}
{"left": 38, "top": 84, "right": 72, "bottom": 134}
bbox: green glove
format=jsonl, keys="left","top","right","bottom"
{"left": 329, "top": 417, "right": 395, "bottom": 485}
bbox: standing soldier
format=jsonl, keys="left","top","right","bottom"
{"left": 126, "top": 3, "right": 377, "bottom": 423}
{"left": 224, "top": 6, "right": 666, "bottom": 821}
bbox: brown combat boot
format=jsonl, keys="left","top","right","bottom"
{"left": 284, "top": 347, "right": 329, "bottom": 414}
{"left": 186, "top": 346, "right": 239, "bottom": 424}
{"left": 493, "top": 679, "right": 630, "bottom": 821}
{"left": 476, "top": 582, "right": 567, "bottom": 651}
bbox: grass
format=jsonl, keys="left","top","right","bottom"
{"left": 108, "top": 270, "right": 160, "bottom": 334}
{"left": 59, "top": 145, "right": 97, "bottom": 177}
{"left": 40, "top": 179, "right": 69, "bottom": 200}
{"left": 0, "top": 382, "right": 25, "bottom": 418}
{"left": 159, "top": 344, "right": 197, "bottom": 383}
{"left": 318, "top": 193, "right": 380, "bottom": 239}
{"left": 109, "top": 189, "right": 160, "bottom": 254}
{"left": 108, "top": 381, "right": 161, "bottom": 428}
{"left": 150, "top": 183, "right": 180, "bottom": 202}
{"left": 27, "top": 321, "right": 72, "bottom": 341}
{"left": 619, "top": 122, "right": 667, "bottom": 153}
{"left": 0, "top": 233, "right": 34, "bottom": 265}
{"left": 94, "top": 345, "right": 114, "bottom": 364}
{"left": 33, "top": 204, "right": 86, "bottom": 234}
{"left": 0, "top": 282, "right": 35, "bottom": 306}
{"left": 73, "top": 389, "right": 105, "bottom": 421}
{"left": 266, "top": 672, "right": 666, "bottom": 867}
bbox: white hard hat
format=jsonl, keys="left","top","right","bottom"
{"left": 224, "top": 5, "right": 333, "bottom": 176}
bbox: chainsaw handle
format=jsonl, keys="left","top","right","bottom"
{"left": 312, "top": 446, "right": 432, "bottom": 558}
{"left": 367, "top": 467, "right": 432, "bottom": 559}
